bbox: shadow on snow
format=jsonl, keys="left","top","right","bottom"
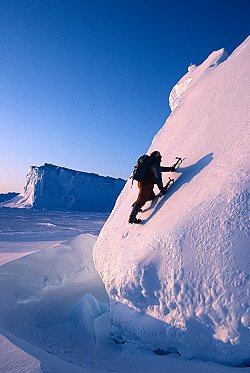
{"left": 142, "top": 153, "right": 214, "bottom": 223}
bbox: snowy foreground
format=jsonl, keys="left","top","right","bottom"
{"left": 0, "top": 208, "right": 108, "bottom": 265}
{"left": 94, "top": 36, "right": 250, "bottom": 366}
{"left": 1, "top": 210, "right": 249, "bottom": 372}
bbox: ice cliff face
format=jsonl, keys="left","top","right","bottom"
{"left": 93, "top": 37, "right": 250, "bottom": 365}
{"left": 3, "top": 163, "right": 125, "bottom": 212}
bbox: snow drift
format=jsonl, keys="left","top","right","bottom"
{"left": 0, "top": 234, "right": 109, "bottom": 371}
{"left": 2, "top": 230, "right": 245, "bottom": 373}
{"left": 93, "top": 37, "right": 250, "bottom": 365}
{"left": 2, "top": 163, "right": 125, "bottom": 212}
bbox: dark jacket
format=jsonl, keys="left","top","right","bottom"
{"left": 146, "top": 161, "right": 172, "bottom": 190}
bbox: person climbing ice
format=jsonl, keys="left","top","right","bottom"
{"left": 129, "top": 151, "right": 176, "bottom": 224}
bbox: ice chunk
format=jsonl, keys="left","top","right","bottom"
{"left": 169, "top": 48, "right": 228, "bottom": 111}
{"left": 70, "top": 293, "right": 108, "bottom": 341}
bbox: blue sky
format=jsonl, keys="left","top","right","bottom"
{"left": 0, "top": 0, "right": 249, "bottom": 193}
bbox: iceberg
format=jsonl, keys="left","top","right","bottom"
{"left": 2, "top": 163, "right": 126, "bottom": 212}
{"left": 93, "top": 37, "right": 250, "bottom": 365}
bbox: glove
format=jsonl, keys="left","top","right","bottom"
{"left": 171, "top": 166, "right": 176, "bottom": 172}
{"left": 161, "top": 187, "right": 167, "bottom": 195}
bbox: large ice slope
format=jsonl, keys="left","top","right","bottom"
{"left": 1, "top": 232, "right": 247, "bottom": 372}
{"left": 93, "top": 37, "right": 250, "bottom": 365}
{"left": 2, "top": 163, "right": 125, "bottom": 212}
{"left": 169, "top": 48, "right": 228, "bottom": 111}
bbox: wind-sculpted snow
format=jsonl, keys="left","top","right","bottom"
{"left": 1, "top": 233, "right": 245, "bottom": 372}
{"left": 0, "top": 234, "right": 110, "bottom": 371}
{"left": 169, "top": 48, "right": 228, "bottom": 111}
{"left": 2, "top": 163, "right": 126, "bottom": 212}
{"left": 93, "top": 37, "right": 250, "bottom": 365}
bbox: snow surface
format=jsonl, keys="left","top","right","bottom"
{"left": 2, "top": 163, "right": 126, "bottom": 212}
{"left": 0, "top": 233, "right": 108, "bottom": 372}
{"left": 93, "top": 36, "right": 250, "bottom": 365}
{"left": 0, "top": 334, "right": 42, "bottom": 373}
{"left": 0, "top": 208, "right": 107, "bottom": 265}
{"left": 169, "top": 48, "right": 228, "bottom": 111}
{"left": 1, "top": 213, "right": 249, "bottom": 372}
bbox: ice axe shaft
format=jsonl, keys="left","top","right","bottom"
{"left": 161, "top": 177, "right": 174, "bottom": 195}
{"left": 172, "top": 157, "right": 185, "bottom": 169}
{"left": 166, "top": 177, "right": 175, "bottom": 187}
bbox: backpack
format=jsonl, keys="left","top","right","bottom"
{"left": 130, "top": 154, "right": 153, "bottom": 184}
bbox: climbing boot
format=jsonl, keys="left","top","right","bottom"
{"left": 129, "top": 203, "right": 142, "bottom": 224}
{"left": 131, "top": 202, "right": 142, "bottom": 213}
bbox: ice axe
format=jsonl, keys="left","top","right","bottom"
{"left": 161, "top": 177, "right": 175, "bottom": 196}
{"left": 172, "top": 157, "right": 185, "bottom": 170}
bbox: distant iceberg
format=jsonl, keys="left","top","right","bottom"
{"left": 2, "top": 163, "right": 126, "bottom": 212}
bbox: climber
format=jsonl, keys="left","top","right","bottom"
{"left": 129, "top": 151, "right": 176, "bottom": 224}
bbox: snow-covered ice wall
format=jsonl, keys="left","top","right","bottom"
{"left": 3, "top": 163, "right": 125, "bottom": 212}
{"left": 93, "top": 37, "right": 250, "bottom": 365}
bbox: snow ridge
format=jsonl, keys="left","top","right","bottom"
{"left": 169, "top": 48, "right": 228, "bottom": 111}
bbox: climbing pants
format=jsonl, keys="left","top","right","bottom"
{"left": 136, "top": 181, "right": 155, "bottom": 207}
